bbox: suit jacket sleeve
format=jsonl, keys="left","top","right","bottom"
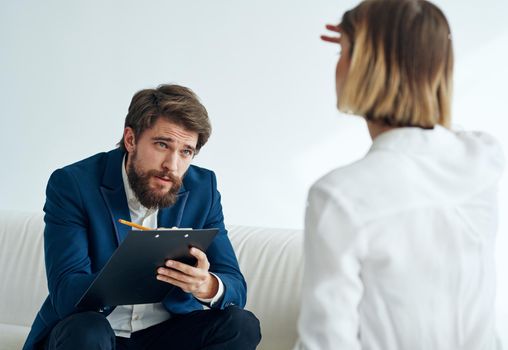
{"left": 295, "top": 185, "right": 364, "bottom": 350}
{"left": 201, "top": 171, "right": 247, "bottom": 309}
{"left": 43, "top": 168, "right": 97, "bottom": 319}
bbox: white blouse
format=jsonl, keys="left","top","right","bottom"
{"left": 295, "top": 126, "right": 505, "bottom": 350}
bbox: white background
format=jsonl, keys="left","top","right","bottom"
{"left": 1, "top": 0, "right": 507, "bottom": 344}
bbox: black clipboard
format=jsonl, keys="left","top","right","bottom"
{"left": 75, "top": 228, "right": 219, "bottom": 309}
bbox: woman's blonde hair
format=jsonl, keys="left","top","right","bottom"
{"left": 339, "top": 0, "right": 453, "bottom": 128}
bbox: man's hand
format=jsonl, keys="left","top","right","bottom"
{"left": 156, "top": 247, "right": 219, "bottom": 299}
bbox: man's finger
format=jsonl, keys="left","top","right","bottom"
{"left": 189, "top": 247, "right": 209, "bottom": 270}
{"left": 165, "top": 260, "right": 195, "bottom": 276}
{"left": 157, "top": 267, "right": 193, "bottom": 284}
{"left": 156, "top": 273, "right": 193, "bottom": 293}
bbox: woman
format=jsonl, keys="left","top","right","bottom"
{"left": 295, "top": 1, "right": 504, "bottom": 349}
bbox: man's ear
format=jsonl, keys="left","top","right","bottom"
{"left": 123, "top": 127, "right": 136, "bottom": 153}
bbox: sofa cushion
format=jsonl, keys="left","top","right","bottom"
{"left": 228, "top": 225, "right": 303, "bottom": 350}
{"left": 0, "top": 323, "right": 31, "bottom": 350}
{"left": 0, "top": 211, "right": 47, "bottom": 327}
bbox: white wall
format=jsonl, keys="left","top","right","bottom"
{"left": 1, "top": 0, "right": 508, "bottom": 343}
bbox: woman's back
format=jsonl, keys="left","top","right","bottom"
{"left": 300, "top": 126, "right": 504, "bottom": 349}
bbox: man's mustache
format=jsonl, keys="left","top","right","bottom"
{"left": 147, "top": 170, "right": 182, "bottom": 188}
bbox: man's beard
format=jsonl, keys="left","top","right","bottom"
{"left": 127, "top": 152, "right": 183, "bottom": 209}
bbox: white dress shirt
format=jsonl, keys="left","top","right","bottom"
{"left": 107, "top": 156, "right": 224, "bottom": 337}
{"left": 295, "top": 126, "right": 505, "bottom": 350}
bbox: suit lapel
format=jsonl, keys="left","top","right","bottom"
{"left": 100, "top": 149, "right": 131, "bottom": 244}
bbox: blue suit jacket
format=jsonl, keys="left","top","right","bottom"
{"left": 23, "top": 148, "right": 246, "bottom": 350}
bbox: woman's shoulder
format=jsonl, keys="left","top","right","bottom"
{"left": 311, "top": 151, "right": 397, "bottom": 194}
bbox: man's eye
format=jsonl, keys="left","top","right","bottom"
{"left": 156, "top": 142, "right": 168, "bottom": 149}
{"left": 182, "top": 149, "right": 193, "bottom": 157}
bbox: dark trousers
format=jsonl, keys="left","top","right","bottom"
{"left": 43, "top": 307, "right": 261, "bottom": 350}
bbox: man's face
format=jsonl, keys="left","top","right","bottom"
{"left": 124, "top": 118, "right": 198, "bottom": 209}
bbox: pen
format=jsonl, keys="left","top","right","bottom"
{"left": 118, "top": 219, "right": 152, "bottom": 231}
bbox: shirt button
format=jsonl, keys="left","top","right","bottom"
{"left": 133, "top": 314, "right": 139, "bottom": 320}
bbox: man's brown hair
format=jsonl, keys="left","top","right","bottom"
{"left": 339, "top": 0, "right": 453, "bottom": 128}
{"left": 118, "top": 84, "right": 211, "bottom": 153}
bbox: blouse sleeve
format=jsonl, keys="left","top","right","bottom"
{"left": 296, "top": 184, "right": 365, "bottom": 350}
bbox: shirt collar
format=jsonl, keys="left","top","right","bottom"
{"left": 370, "top": 125, "right": 450, "bottom": 154}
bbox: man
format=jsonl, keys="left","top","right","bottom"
{"left": 23, "top": 84, "right": 261, "bottom": 350}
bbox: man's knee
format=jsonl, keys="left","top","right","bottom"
{"left": 47, "top": 311, "right": 115, "bottom": 349}
{"left": 220, "top": 307, "right": 261, "bottom": 345}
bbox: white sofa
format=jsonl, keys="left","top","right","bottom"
{"left": 0, "top": 210, "right": 303, "bottom": 350}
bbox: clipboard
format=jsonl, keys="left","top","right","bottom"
{"left": 75, "top": 228, "right": 219, "bottom": 309}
